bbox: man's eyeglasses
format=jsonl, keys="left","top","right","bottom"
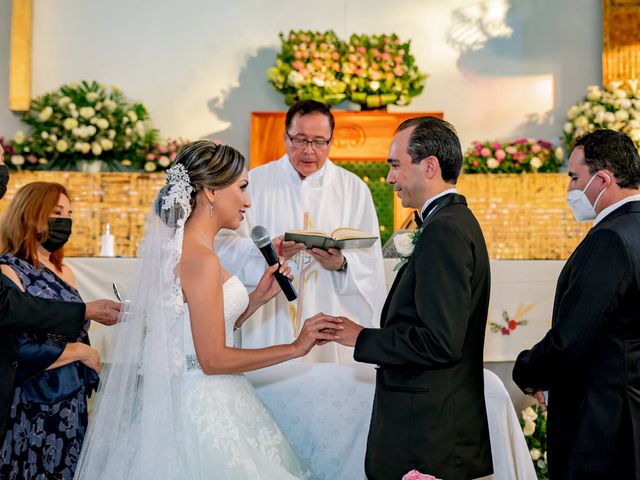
{"left": 286, "top": 132, "right": 331, "bottom": 150}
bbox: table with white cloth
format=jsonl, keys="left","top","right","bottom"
{"left": 245, "top": 363, "right": 536, "bottom": 480}
{"left": 67, "top": 257, "right": 545, "bottom": 479}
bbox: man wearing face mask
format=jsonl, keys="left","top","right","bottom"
{"left": 513, "top": 129, "right": 640, "bottom": 479}
{"left": 0, "top": 144, "right": 121, "bottom": 434}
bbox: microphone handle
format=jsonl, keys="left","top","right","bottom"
{"left": 258, "top": 245, "right": 298, "bottom": 301}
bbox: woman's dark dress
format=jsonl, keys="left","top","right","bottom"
{"left": 0, "top": 254, "right": 97, "bottom": 480}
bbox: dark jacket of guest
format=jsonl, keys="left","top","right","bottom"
{"left": 0, "top": 273, "right": 85, "bottom": 433}
{"left": 514, "top": 201, "right": 640, "bottom": 480}
{"left": 354, "top": 193, "right": 493, "bottom": 480}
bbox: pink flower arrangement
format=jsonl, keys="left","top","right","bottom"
{"left": 267, "top": 30, "right": 427, "bottom": 108}
{"left": 402, "top": 470, "right": 440, "bottom": 480}
{"left": 342, "top": 33, "right": 426, "bottom": 109}
{"left": 267, "top": 30, "right": 347, "bottom": 106}
{"left": 138, "top": 138, "right": 186, "bottom": 172}
{"left": 464, "top": 138, "right": 564, "bottom": 174}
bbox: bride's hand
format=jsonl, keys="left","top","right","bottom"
{"left": 292, "top": 313, "right": 344, "bottom": 357}
{"left": 254, "top": 258, "right": 293, "bottom": 304}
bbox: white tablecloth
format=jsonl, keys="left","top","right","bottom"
{"left": 66, "top": 257, "right": 542, "bottom": 479}
{"left": 246, "top": 363, "right": 536, "bottom": 480}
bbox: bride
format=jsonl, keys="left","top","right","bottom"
{"left": 74, "top": 141, "right": 343, "bottom": 479}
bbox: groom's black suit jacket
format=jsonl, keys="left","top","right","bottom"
{"left": 354, "top": 193, "right": 493, "bottom": 480}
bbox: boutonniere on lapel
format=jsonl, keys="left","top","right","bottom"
{"left": 392, "top": 229, "right": 422, "bottom": 271}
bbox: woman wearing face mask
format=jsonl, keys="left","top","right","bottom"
{"left": 0, "top": 182, "right": 99, "bottom": 480}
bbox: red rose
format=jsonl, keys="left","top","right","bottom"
{"left": 508, "top": 320, "right": 517, "bottom": 330}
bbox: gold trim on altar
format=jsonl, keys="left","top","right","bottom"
{"left": 0, "top": 171, "right": 590, "bottom": 260}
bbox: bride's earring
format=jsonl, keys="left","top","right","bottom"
{"left": 208, "top": 202, "right": 214, "bottom": 217}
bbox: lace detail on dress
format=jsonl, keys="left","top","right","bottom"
{"left": 180, "top": 276, "right": 312, "bottom": 479}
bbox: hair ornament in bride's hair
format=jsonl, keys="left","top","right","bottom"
{"left": 155, "top": 162, "right": 194, "bottom": 227}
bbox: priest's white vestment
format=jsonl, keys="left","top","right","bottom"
{"left": 216, "top": 155, "right": 386, "bottom": 362}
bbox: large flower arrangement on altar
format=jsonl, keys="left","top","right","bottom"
{"left": 267, "top": 31, "right": 347, "bottom": 106}
{"left": 267, "top": 30, "right": 427, "bottom": 108}
{"left": 562, "top": 80, "right": 640, "bottom": 153}
{"left": 520, "top": 405, "right": 548, "bottom": 480}
{"left": 342, "top": 33, "right": 426, "bottom": 109}
{"left": 463, "top": 138, "right": 564, "bottom": 174}
{"left": 9, "top": 81, "right": 157, "bottom": 170}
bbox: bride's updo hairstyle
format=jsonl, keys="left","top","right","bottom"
{"left": 155, "top": 140, "right": 246, "bottom": 226}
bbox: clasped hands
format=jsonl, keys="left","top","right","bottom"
{"left": 292, "top": 313, "right": 364, "bottom": 356}
{"left": 272, "top": 236, "right": 345, "bottom": 271}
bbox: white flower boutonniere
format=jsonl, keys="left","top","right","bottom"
{"left": 393, "top": 230, "right": 421, "bottom": 271}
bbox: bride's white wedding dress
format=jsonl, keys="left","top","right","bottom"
{"left": 179, "top": 276, "right": 313, "bottom": 479}
{"left": 75, "top": 164, "right": 313, "bottom": 479}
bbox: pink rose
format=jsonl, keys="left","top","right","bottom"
{"left": 394, "top": 66, "right": 405, "bottom": 76}
{"left": 294, "top": 51, "right": 302, "bottom": 59}
{"left": 158, "top": 145, "right": 168, "bottom": 154}
{"left": 356, "top": 46, "right": 366, "bottom": 54}
{"left": 480, "top": 147, "right": 491, "bottom": 157}
{"left": 381, "top": 52, "right": 391, "bottom": 61}
{"left": 332, "top": 52, "right": 340, "bottom": 60}
{"left": 492, "top": 142, "right": 501, "bottom": 150}
{"left": 495, "top": 149, "right": 506, "bottom": 160}
{"left": 531, "top": 144, "right": 541, "bottom": 153}
{"left": 402, "top": 470, "right": 439, "bottom": 480}
{"left": 146, "top": 153, "right": 155, "bottom": 161}
{"left": 394, "top": 56, "right": 404, "bottom": 65}
{"left": 505, "top": 146, "right": 517, "bottom": 155}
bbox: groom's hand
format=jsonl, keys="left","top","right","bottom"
{"left": 332, "top": 316, "right": 363, "bottom": 347}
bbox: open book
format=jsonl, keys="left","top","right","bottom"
{"left": 284, "top": 227, "right": 378, "bottom": 250}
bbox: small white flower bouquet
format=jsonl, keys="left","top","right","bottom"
{"left": 392, "top": 229, "right": 421, "bottom": 271}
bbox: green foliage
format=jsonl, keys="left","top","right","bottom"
{"left": 335, "top": 161, "right": 394, "bottom": 245}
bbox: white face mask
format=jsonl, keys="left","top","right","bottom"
{"left": 566, "top": 173, "right": 607, "bottom": 221}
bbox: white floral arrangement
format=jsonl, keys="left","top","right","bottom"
{"left": 562, "top": 80, "right": 640, "bottom": 153}
{"left": 10, "top": 80, "right": 157, "bottom": 170}
{"left": 520, "top": 405, "right": 548, "bottom": 480}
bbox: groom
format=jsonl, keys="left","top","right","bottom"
{"left": 334, "top": 116, "right": 493, "bottom": 480}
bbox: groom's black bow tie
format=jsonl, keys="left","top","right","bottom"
{"left": 413, "top": 210, "right": 423, "bottom": 228}
{"left": 414, "top": 198, "right": 441, "bottom": 228}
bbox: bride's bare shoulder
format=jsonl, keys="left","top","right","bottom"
{"left": 180, "top": 244, "right": 221, "bottom": 282}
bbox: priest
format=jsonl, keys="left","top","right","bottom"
{"left": 216, "top": 100, "right": 385, "bottom": 362}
